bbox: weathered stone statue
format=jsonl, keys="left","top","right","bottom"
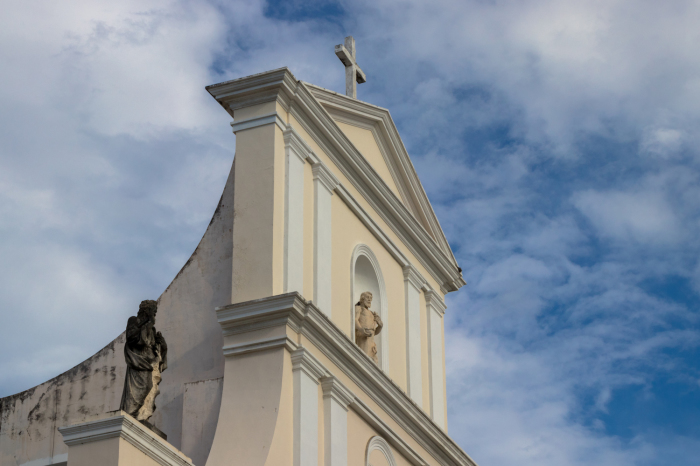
{"left": 354, "top": 291, "right": 383, "bottom": 364}
{"left": 120, "top": 300, "right": 168, "bottom": 422}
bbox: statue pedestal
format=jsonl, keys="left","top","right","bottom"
{"left": 58, "top": 412, "right": 192, "bottom": 466}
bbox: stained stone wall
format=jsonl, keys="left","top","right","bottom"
{"left": 0, "top": 160, "right": 236, "bottom": 466}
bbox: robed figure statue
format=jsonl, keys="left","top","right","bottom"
{"left": 120, "top": 300, "right": 168, "bottom": 421}
{"left": 354, "top": 291, "right": 383, "bottom": 364}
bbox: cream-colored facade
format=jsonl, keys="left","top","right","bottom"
{"left": 0, "top": 68, "right": 473, "bottom": 466}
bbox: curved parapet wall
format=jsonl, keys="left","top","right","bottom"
{"left": 0, "top": 160, "right": 236, "bottom": 466}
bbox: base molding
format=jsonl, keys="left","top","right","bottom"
{"left": 59, "top": 412, "right": 192, "bottom": 466}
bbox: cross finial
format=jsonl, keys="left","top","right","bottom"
{"left": 335, "top": 36, "right": 366, "bottom": 99}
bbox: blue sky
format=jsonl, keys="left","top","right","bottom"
{"left": 1, "top": 0, "right": 699, "bottom": 464}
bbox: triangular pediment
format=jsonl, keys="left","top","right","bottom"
{"left": 333, "top": 120, "right": 404, "bottom": 201}
{"left": 304, "top": 84, "right": 455, "bottom": 264}
{"left": 207, "top": 68, "right": 464, "bottom": 290}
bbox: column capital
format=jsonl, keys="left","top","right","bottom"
{"left": 402, "top": 264, "right": 425, "bottom": 290}
{"left": 312, "top": 162, "right": 340, "bottom": 194}
{"left": 424, "top": 290, "right": 447, "bottom": 316}
{"left": 284, "top": 127, "right": 310, "bottom": 164}
{"left": 291, "top": 348, "right": 327, "bottom": 382}
{"left": 320, "top": 376, "right": 355, "bottom": 409}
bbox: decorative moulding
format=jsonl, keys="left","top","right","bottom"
{"left": 230, "top": 112, "right": 287, "bottom": 133}
{"left": 304, "top": 83, "right": 457, "bottom": 264}
{"left": 284, "top": 126, "right": 313, "bottom": 163}
{"left": 423, "top": 290, "right": 447, "bottom": 316}
{"left": 58, "top": 413, "right": 193, "bottom": 466}
{"left": 215, "top": 293, "right": 477, "bottom": 466}
{"left": 206, "top": 68, "right": 465, "bottom": 293}
{"left": 312, "top": 163, "right": 340, "bottom": 194}
{"left": 222, "top": 335, "right": 298, "bottom": 357}
{"left": 282, "top": 124, "right": 444, "bottom": 303}
{"left": 288, "top": 82, "right": 464, "bottom": 292}
{"left": 320, "top": 376, "right": 355, "bottom": 409}
{"left": 351, "top": 398, "right": 427, "bottom": 466}
{"left": 291, "top": 347, "right": 328, "bottom": 382}
{"left": 216, "top": 293, "right": 306, "bottom": 337}
{"left": 309, "top": 90, "right": 424, "bottom": 229}
{"left": 206, "top": 67, "right": 297, "bottom": 116}
{"left": 365, "top": 436, "right": 398, "bottom": 466}
{"left": 322, "top": 105, "right": 415, "bottom": 213}
{"left": 403, "top": 264, "right": 426, "bottom": 291}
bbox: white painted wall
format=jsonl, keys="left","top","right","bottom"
{"left": 285, "top": 134, "right": 306, "bottom": 294}
{"left": 425, "top": 291, "right": 447, "bottom": 429}
{"left": 403, "top": 266, "right": 423, "bottom": 404}
{"left": 312, "top": 163, "right": 337, "bottom": 315}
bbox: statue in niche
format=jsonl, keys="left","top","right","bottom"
{"left": 120, "top": 300, "right": 168, "bottom": 423}
{"left": 355, "top": 291, "right": 383, "bottom": 364}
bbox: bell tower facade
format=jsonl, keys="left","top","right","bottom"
{"left": 203, "top": 67, "right": 470, "bottom": 466}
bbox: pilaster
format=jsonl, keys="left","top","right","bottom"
{"left": 284, "top": 128, "right": 309, "bottom": 294}
{"left": 424, "top": 290, "right": 447, "bottom": 429}
{"left": 403, "top": 265, "right": 425, "bottom": 404}
{"left": 291, "top": 348, "right": 327, "bottom": 466}
{"left": 320, "top": 376, "right": 354, "bottom": 466}
{"left": 58, "top": 413, "right": 193, "bottom": 466}
{"left": 313, "top": 163, "right": 339, "bottom": 315}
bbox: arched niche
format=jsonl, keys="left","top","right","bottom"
{"left": 365, "top": 436, "right": 397, "bottom": 466}
{"left": 351, "top": 244, "right": 389, "bottom": 370}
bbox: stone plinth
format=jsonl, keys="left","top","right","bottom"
{"left": 58, "top": 412, "right": 193, "bottom": 466}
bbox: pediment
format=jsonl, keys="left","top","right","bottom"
{"left": 207, "top": 69, "right": 464, "bottom": 291}
{"left": 304, "top": 84, "right": 455, "bottom": 263}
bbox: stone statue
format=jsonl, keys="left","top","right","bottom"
{"left": 354, "top": 291, "right": 383, "bottom": 364}
{"left": 120, "top": 300, "right": 168, "bottom": 422}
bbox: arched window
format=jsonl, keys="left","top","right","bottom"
{"left": 365, "top": 436, "right": 397, "bottom": 466}
{"left": 351, "top": 244, "right": 389, "bottom": 370}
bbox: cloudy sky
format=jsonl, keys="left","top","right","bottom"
{"left": 1, "top": 0, "right": 699, "bottom": 464}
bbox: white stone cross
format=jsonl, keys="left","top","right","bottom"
{"left": 335, "top": 36, "right": 366, "bottom": 99}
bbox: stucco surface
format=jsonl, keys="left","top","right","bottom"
{"left": 0, "top": 160, "right": 236, "bottom": 466}
{"left": 334, "top": 121, "right": 402, "bottom": 201}
{"left": 205, "top": 349, "right": 289, "bottom": 466}
{"left": 67, "top": 436, "right": 121, "bottom": 466}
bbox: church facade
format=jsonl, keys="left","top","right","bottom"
{"left": 0, "top": 62, "right": 474, "bottom": 466}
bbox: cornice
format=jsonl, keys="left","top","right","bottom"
{"left": 206, "top": 67, "right": 297, "bottom": 117}
{"left": 223, "top": 335, "right": 298, "bottom": 357}
{"left": 322, "top": 104, "right": 417, "bottom": 214}
{"left": 284, "top": 129, "right": 309, "bottom": 165}
{"left": 216, "top": 293, "right": 477, "bottom": 466}
{"left": 366, "top": 435, "right": 399, "bottom": 466}
{"left": 305, "top": 84, "right": 457, "bottom": 263}
{"left": 206, "top": 69, "right": 466, "bottom": 293}
{"left": 290, "top": 83, "right": 465, "bottom": 292}
{"left": 231, "top": 112, "right": 286, "bottom": 133}
{"left": 58, "top": 413, "right": 193, "bottom": 466}
{"left": 216, "top": 293, "right": 306, "bottom": 337}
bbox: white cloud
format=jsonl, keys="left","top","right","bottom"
{"left": 640, "top": 127, "right": 684, "bottom": 158}
{"left": 573, "top": 189, "right": 680, "bottom": 244}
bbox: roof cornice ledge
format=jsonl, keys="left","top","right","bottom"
{"left": 206, "top": 67, "right": 299, "bottom": 118}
